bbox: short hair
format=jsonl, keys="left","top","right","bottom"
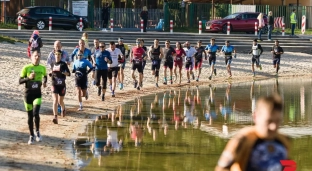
{"left": 79, "top": 39, "right": 85, "bottom": 43}
{"left": 140, "top": 39, "right": 144, "bottom": 43}
{"left": 253, "top": 39, "right": 258, "bottom": 42}
{"left": 31, "top": 50, "right": 40, "bottom": 55}
{"left": 225, "top": 40, "right": 230, "bottom": 43}
{"left": 99, "top": 42, "right": 105, "bottom": 45}
{"left": 109, "top": 41, "right": 115, "bottom": 45}
{"left": 197, "top": 40, "right": 202, "bottom": 43}
{"left": 94, "top": 39, "right": 99, "bottom": 41}
{"left": 275, "top": 40, "right": 279, "bottom": 43}
{"left": 118, "top": 37, "right": 123, "bottom": 41}
{"left": 165, "top": 40, "right": 170, "bottom": 43}
{"left": 293, "top": 9, "right": 296, "bottom": 12}
{"left": 136, "top": 38, "right": 141, "bottom": 42}
{"left": 256, "top": 94, "right": 283, "bottom": 113}
{"left": 154, "top": 39, "right": 159, "bottom": 41}
{"left": 55, "top": 50, "right": 62, "bottom": 54}
{"left": 211, "top": 38, "right": 215, "bottom": 41}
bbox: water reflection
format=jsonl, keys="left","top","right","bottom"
{"left": 73, "top": 78, "right": 312, "bottom": 171}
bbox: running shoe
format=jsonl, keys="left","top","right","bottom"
{"left": 28, "top": 136, "right": 34, "bottom": 145}
{"left": 120, "top": 83, "right": 124, "bottom": 90}
{"left": 101, "top": 94, "right": 105, "bottom": 101}
{"left": 187, "top": 80, "right": 190, "bottom": 83}
{"left": 97, "top": 86, "right": 101, "bottom": 96}
{"left": 163, "top": 81, "right": 167, "bottom": 85}
{"left": 208, "top": 76, "right": 212, "bottom": 80}
{"left": 214, "top": 68, "right": 217, "bottom": 76}
{"left": 119, "top": 83, "right": 123, "bottom": 90}
{"left": 52, "top": 117, "right": 58, "bottom": 124}
{"left": 155, "top": 83, "right": 159, "bottom": 87}
{"left": 36, "top": 131, "right": 42, "bottom": 142}
{"left": 137, "top": 86, "right": 140, "bottom": 90}
{"left": 196, "top": 78, "right": 199, "bottom": 82}
{"left": 85, "top": 90, "right": 89, "bottom": 100}
{"left": 170, "top": 80, "right": 173, "bottom": 84}
{"left": 112, "top": 91, "right": 115, "bottom": 97}
{"left": 134, "top": 80, "right": 138, "bottom": 88}
{"left": 78, "top": 106, "right": 83, "bottom": 111}
{"left": 61, "top": 109, "right": 66, "bottom": 117}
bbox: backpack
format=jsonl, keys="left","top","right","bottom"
{"left": 31, "top": 37, "right": 39, "bottom": 48}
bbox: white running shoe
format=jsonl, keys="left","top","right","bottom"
{"left": 78, "top": 106, "right": 83, "bottom": 111}
{"left": 36, "top": 131, "right": 42, "bottom": 142}
{"left": 28, "top": 136, "right": 34, "bottom": 145}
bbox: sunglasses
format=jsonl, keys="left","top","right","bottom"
{"left": 54, "top": 53, "right": 62, "bottom": 55}
{"left": 136, "top": 42, "right": 140, "bottom": 44}
{"left": 77, "top": 54, "right": 83, "bottom": 56}
{"left": 99, "top": 46, "right": 105, "bottom": 48}
{"left": 165, "top": 43, "right": 170, "bottom": 44}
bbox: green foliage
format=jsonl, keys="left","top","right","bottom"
{"left": 0, "top": 23, "right": 18, "bottom": 29}
{"left": 0, "top": 35, "right": 27, "bottom": 44}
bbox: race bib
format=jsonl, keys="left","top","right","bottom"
{"left": 186, "top": 57, "right": 191, "bottom": 61}
{"left": 55, "top": 78, "right": 65, "bottom": 86}
{"left": 152, "top": 60, "right": 159, "bottom": 65}
{"left": 53, "top": 65, "right": 61, "bottom": 72}
{"left": 28, "top": 81, "right": 41, "bottom": 90}
{"left": 274, "top": 48, "right": 278, "bottom": 53}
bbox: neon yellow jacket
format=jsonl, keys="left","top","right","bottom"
{"left": 290, "top": 12, "right": 297, "bottom": 24}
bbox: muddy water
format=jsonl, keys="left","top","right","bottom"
{"left": 73, "top": 78, "right": 312, "bottom": 171}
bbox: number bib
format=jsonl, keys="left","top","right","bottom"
{"left": 55, "top": 78, "right": 65, "bottom": 86}
{"left": 152, "top": 60, "right": 159, "bottom": 65}
{"left": 133, "top": 59, "right": 141, "bottom": 65}
{"left": 28, "top": 81, "right": 41, "bottom": 90}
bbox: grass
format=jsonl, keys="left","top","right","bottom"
{"left": 0, "top": 35, "right": 27, "bottom": 44}
{"left": 0, "top": 23, "right": 18, "bottom": 29}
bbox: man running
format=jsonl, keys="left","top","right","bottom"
{"left": 249, "top": 39, "right": 263, "bottom": 77}
{"left": 49, "top": 50, "right": 71, "bottom": 124}
{"left": 19, "top": 50, "right": 47, "bottom": 145}
{"left": 163, "top": 40, "right": 176, "bottom": 85}
{"left": 194, "top": 40, "right": 207, "bottom": 82}
{"left": 215, "top": 94, "right": 291, "bottom": 171}
{"left": 183, "top": 41, "right": 196, "bottom": 83}
{"left": 106, "top": 41, "right": 124, "bottom": 97}
{"left": 148, "top": 39, "right": 164, "bottom": 87}
{"left": 205, "top": 38, "right": 219, "bottom": 80}
{"left": 221, "top": 40, "right": 236, "bottom": 78}
{"left": 91, "top": 39, "right": 100, "bottom": 55}
{"left": 115, "top": 37, "right": 129, "bottom": 90}
{"left": 73, "top": 50, "right": 94, "bottom": 111}
{"left": 130, "top": 38, "right": 146, "bottom": 90}
{"left": 271, "top": 40, "right": 284, "bottom": 76}
{"left": 91, "top": 42, "right": 112, "bottom": 101}
{"left": 71, "top": 39, "right": 92, "bottom": 62}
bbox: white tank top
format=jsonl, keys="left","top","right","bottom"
{"left": 252, "top": 44, "right": 260, "bottom": 56}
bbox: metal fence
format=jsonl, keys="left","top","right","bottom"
{"left": 93, "top": 8, "right": 164, "bottom": 29}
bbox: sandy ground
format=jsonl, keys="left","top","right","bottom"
{"left": 0, "top": 41, "right": 311, "bottom": 171}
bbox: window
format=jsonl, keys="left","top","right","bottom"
{"left": 41, "top": 8, "right": 55, "bottom": 14}
{"left": 34, "top": 8, "right": 41, "bottom": 14}
{"left": 241, "top": 14, "right": 248, "bottom": 19}
{"left": 55, "top": 8, "right": 69, "bottom": 16}
{"left": 248, "top": 14, "right": 258, "bottom": 19}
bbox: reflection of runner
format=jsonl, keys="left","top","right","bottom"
{"left": 219, "top": 83, "right": 234, "bottom": 122}
{"left": 216, "top": 95, "right": 291, "bottom": 171}
{"left": 173, "top": 89, "right": 183, "bottom": 130}
{"left": 183, "top": 88, "right": 197, "bottom": 128}
{"left": 221, "top": 40, "right": 236, "bottom": 78}
{"left": 148, "top": 94, "right": 161, "bottom": 141}
{"left": 130, "top": 121, "right": 143, "bottom": 146}
{"left": 204, "top": 86, "right": 217, "bottom": 125}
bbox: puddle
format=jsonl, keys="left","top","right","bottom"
{"left": 73, "top": 78, "right": 312, "bottom": 171}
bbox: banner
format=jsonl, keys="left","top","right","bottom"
{"left": 72, "top": 1, "right": 88, "bottom": 17}
{"left": 232, "top": 5, "right": 256, "bottom": 13}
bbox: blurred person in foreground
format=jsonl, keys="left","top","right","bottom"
{"left": 215, "top": 94, "right": 291, "bottom": 171}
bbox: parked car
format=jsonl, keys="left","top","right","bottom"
{"left": 205, "top": 12, "right": 268, "bottom": 34}
{"left": 15, "top": 6, "right": 89, "bottom": 30}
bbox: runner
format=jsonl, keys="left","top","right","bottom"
{"left": 115, "top": 37, "right": 130, "bottom": 90}
{"left": 71, "top": 39, "right": 92, "bottom": 62}
{"left": 205, "top": 38, "right": 219, "bottom": 80}
{"left": 163, "top": 40, "right": 176, "bottom": 85}
{"left": 72, "top": 50, "right": 94, "bottom": 110}
{"left": 183, "top": 41, "right": 196, "bottom": 83}
{"left": 91, "top": 39, "right": 100, "bottom": 56}
{"left": 47, "top": 40, "right": 71, "bottom": 114}
{"left": 91, "top": 42, "right": 112, "bottom": 101}
{"left": 130, "top": 38, "right": 146, "bottom": 90}
{"left": 215, "top": 94, "right": 291, "bottom": 171}
{"left": 49, "top": 50, "right": 71, "bottom": 124}
{"left": 194, "top": 40, "right": 207, "bottom": 82}
{"left": 174, "top": 41, "right": 186, "bottom": 85}
{"left": 148, "top": 39, "right": 164, "bottom": 87}
{"left": 27, "top": 30, "right": 43, "bottom": 58}
{"left": 271, "top": 40, "right": 284, "bottom": 76}
{"left": 19, "top": 50, "right": 47, "bottom": 145}
{"left": 140, "top": 39, "right": 148, "bottom": 86}
{"left": 248, "top": 39, "right": 263, "bottom": 77}
{"left": 106, "top": 41, "right": 124, "bottom": 97}
{"left": 221, "top": 40, "right": 236, "bottom": 78}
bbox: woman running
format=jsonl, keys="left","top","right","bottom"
{"left": 174, "top": 42, "right": 186, "bottom": 85}
{"left": 49, "top": 50, "right": 71, "bottom": 124}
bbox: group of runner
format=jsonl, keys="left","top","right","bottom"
{"left": 20, "top": 33, "right": 284, "bottom": 144}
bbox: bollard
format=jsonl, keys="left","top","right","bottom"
{"left": 79, "top": 17, "right": 82, "bottom": 32}
{"left": 140, "top": 19, "right": 143, "bottom": 33}
{"left": 18, "top": 16, "right": 21, "bottom": 30}
{"left": 170, "top": 20, "right": 173, "bottom": 34}
{"left": 282, "top": 23, "right": 285, "bottom": 36}
{"left": 227, "top": 21, "right": 230, "bottom": 35}
{"left": 49, "top": 17, "right": 52, "bottom": 31}
{"left": 199, "top": 21, "right": 202, "bottom": 34}
{"left": 110, "top": 18, "right": 113, "bottom": 32}
{"left": 255, "top": 22, "right": 258, "bottom": 36}
{"left": 301, "top": 15, "right": 306, "bottom": 35}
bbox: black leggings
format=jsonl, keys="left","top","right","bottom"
{"left": 28, "top": 105, "right": 40, "bottom": 136}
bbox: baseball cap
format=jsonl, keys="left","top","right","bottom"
{"left": 33, "top": 30, "right": 39, "bottom": 35}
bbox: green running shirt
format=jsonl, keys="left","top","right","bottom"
{"left": 20, "top": 64, "right": 47, "bottom": 94}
